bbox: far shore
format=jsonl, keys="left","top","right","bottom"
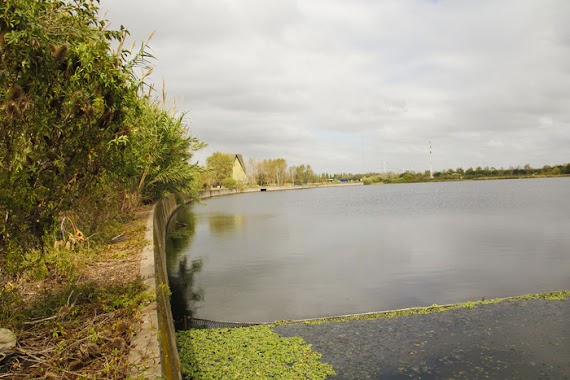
{"left": 200, "top": 181, "right": 363, "bottom": 198}
{"left": 201, "top": 174, "right": 570, "bottom": 198}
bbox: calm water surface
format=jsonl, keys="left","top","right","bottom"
{"left": 167, "top": 178, "right": 570, "bottom": 323}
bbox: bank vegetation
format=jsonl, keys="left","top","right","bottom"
{"left": 0, "top": 0, "right": 203, "bottom": 377}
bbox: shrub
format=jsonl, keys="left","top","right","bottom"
{"left": 221, "top": 177, "right": 238, "bottom": 189}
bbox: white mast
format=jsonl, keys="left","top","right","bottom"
{"left": 429, "top": 141, "right": 433, "bottom": 179}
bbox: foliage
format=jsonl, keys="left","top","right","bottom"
{"left": 246, "top": 158, "right": 292, "bottom": 186}
{"left": 356, "top": 162, "right": 570, "bottom": 186}
{"left": 0, "top": 0, "right": 134, "bottom": 252}
{"left": 206, "top": 152, "right": 233, "bottom": 187}
{"left": 177, "top": 325, "right": 336, "bottom": 379}
{"left": 110, "top": 99, "right": 205, "bottom": 205}
{"left": 289, "top": 163, "right": 317, "bottom": 185}
{"left": 221, "top": 177, "right": 237, "bottom": 189}
{"left": 0, "top": 0, "right": 203, "bottom": 264}
{"left": 361, "top": 173, "right": 398, "bottom": 185}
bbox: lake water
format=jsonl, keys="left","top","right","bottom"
{"left": 166, "top": 178, "right": 570, "bottom": 323}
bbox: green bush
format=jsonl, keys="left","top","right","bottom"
{"left": 221, "top": 177, "right": 237, "bottom": 189}
{"left": 0, "top": 0, "right": 203, "bottom": 267}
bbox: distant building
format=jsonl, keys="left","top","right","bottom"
{"left": 232, "top": 154, "right": 248, "bottom": 184}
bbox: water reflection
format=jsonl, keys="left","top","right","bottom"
{"left": 169, "top": 257, "right": 203, "bottom": 330}
{"left": 208, "top": 213, "right": 245, "bottom": 235}
{"left": 166, "top": 178, "right": 570, "bottom": 323}
{"left": 166, "top": 208, "right": 204, "bottom": 329}
{"left": 166, "top": 206, "right": 196, "bottom": 266}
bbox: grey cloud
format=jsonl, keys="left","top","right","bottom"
{"left": 101, "top": 0, "right": 570, "bottom": 173}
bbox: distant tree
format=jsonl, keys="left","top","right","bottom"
{"left": 221, "top": 178, "right": 237, "bottom": 189}
{"left": 273, "top": 158, "right": 287, "bottom": 186}
{"left": 550, "top": 167, "right": 561, "bottom": 176}
{"left": 254, "top": 160, "right": 270, "bottom": 185}
{"left": 292, "top": 164, "right": 316, "bottom": 184}
{"left": 246, "top": 158, "right": 260, "bottom": 184}
{"left": 398, "top": 172, "right": 415, "bottom": 182}
{"left": 206, "top": 152, "right": 233, "bottom": 187}
{"left": 253, "top": 158, "right": 288, "bottom": 186}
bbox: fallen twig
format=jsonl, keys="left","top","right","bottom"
{"left": 22, "top": 315, "right": 58, "bottom": 325}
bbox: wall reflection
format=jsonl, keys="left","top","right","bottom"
{"left": 169, "top": 257, "right": 203, "bottom": 330}
{"left": 166, "top": 207, "right": 204, "bottom": 330}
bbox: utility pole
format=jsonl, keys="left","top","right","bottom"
{"left": 429, "top": 141, "right": 434, "bottom": 179}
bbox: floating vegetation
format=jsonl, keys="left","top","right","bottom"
{"left": 177, "top": 325, "right": 335, "bottom": 379}
{"left": 177, "top": 290, "right": 569, "bottom": 378}
{"left": 271, "top": 290, "right": 570, "bottom": 326}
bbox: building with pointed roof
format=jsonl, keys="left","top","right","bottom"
{"left": 231, "top": 154, "right": 248, "bottom": 184}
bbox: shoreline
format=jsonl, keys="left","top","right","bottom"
{"left": 199, "top": 181, "right": 363, "bottom": 199}
{"left": 201, "top": 175, "right": 570, "bottom": 198}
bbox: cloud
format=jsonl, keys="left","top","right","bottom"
{"left": 100, "top": 0, "right": 570, "bottom": 173}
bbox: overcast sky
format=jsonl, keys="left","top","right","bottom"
{"left": 100, "top": 0, "right": 570, "bottom": 174}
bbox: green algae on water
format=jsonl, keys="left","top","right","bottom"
{"left": 273, "top": 290, "right": 570, "bottom": 326}
{"left": 177, "top": 325, "right": 336, "bottom": 379}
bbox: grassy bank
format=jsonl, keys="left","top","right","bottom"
{"left": 0, "top": 207, "right": 153, "bottom": 378}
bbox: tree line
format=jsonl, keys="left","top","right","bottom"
{"left": 205, "top": 151, "right": 570, "bottom": 189}
{"left": 361, "top": 163, "right": 570, "bottom": 185}
{"left": 203, "top": 152, "right": 321, "bottom": 188}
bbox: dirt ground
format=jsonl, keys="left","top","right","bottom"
{"left": 1, "top": 206, "right": 153, "bottom": 379}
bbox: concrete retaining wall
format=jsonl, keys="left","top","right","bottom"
{"left": 152, "top": 196, "right": 183, "bottom": 380}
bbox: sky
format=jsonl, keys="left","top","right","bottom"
{"left": 100, "top": 0, "right": 570, "bottom": 174}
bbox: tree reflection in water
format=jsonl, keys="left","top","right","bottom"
{"left": 208, "top": 213, "right": 245, "bottom": 235}
{"left": 169, "top": 257, "right": 203, "bottom": 330}
{"left": 166, "top": 207, "right": 204, "bottom": 330}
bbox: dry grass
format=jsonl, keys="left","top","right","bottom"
{"left": 0, "top": 206, "right": 153, "bottom": 379}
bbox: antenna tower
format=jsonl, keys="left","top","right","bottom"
{"left": 429, "top": 141, "right": 433, "bottom": 179}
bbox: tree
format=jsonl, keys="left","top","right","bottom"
{"left": 291, "top": 164, "right": 316, "bottom": 185}
{"left": 206, "top": 152, "right": 233, "bottom": 187}
{"left": 0, "top": 0, "right": 137, "bottom": 252}
{"left": 0, "top": 0, "right": 204, "bottom": 260}
{"left": 113, "top": 100, "right": 205, "bottom": 204}
{"left": 246, "top": 157, "right": 260, "bottom": 185}
{"left": 272, "top": 158, "right": 287, "bottom": 186}
{"left": 550, "top": 167, "right": 561, "bottom": 176}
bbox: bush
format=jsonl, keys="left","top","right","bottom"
{"left": 0, "top": 0, "right": 203, "bottom": 268}
{"left": 221, "top": 178, "right": 238, "bottom": 189}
